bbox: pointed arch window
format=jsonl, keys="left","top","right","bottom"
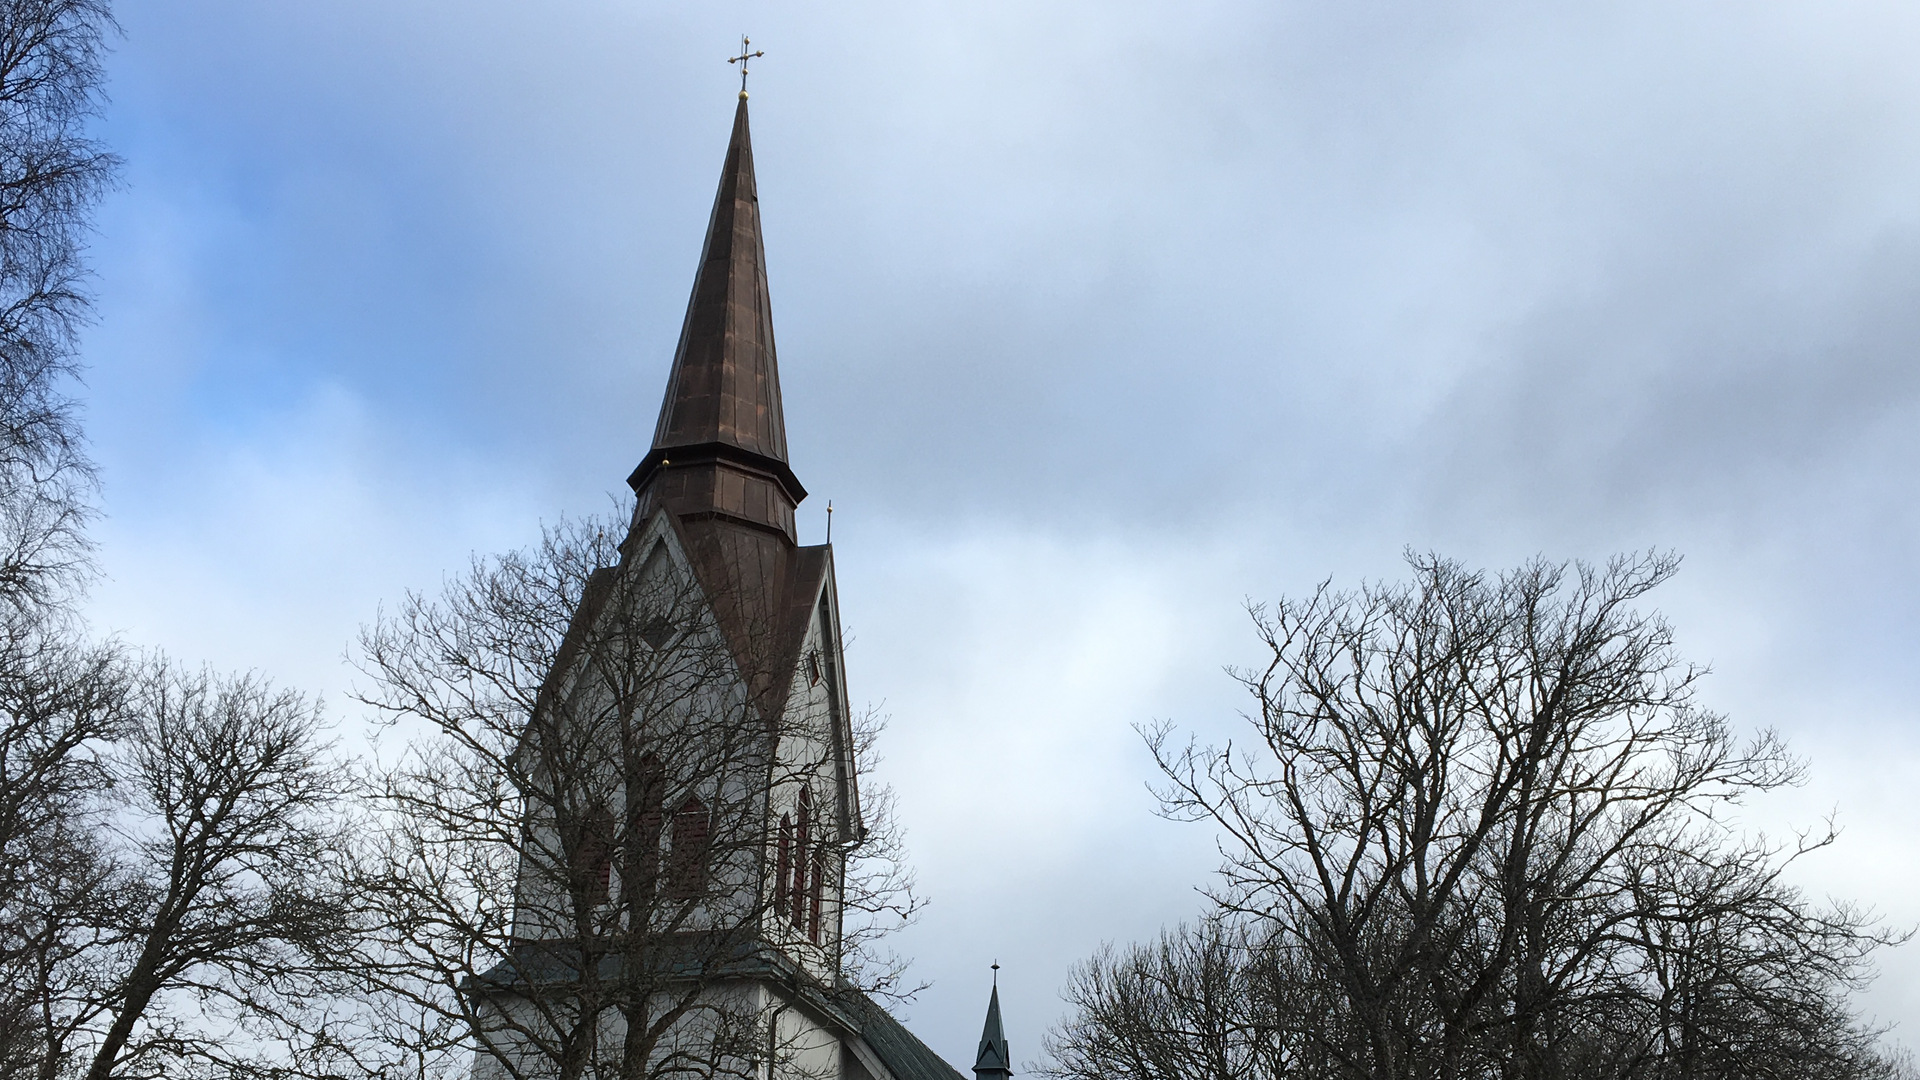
{"left": 627, "top": 754, "right": 666, "bottom": 899}
{"left": 791, "top": 787, "right": 811, "bottom": 928}
{"left": 570, "top": 802, "right": 615, "bottom": 906}
{"left": 775, "top": 812, "right": 793, "bottom": 916}
{"left": 808, "top": 848, "right": 825, "bottom": 943}
{"left": 666, "top": 795, "right": 710, "bottom": 899}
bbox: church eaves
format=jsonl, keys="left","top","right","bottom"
{"left": 629, "top": 96, "right": 805, "bottom": 543}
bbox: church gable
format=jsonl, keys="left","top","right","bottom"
{"left": 759, "top": 566, "right": 865, "bottom": 973}
{"left": 585, "top": 507, "right": 859, "bottom": 972}
{"left": 610, "top": 505, "right": 832, "bottom": 724}
{"left": 787, "top": 566, "right": 860, "bottom": 849}
{"left": 508, "top": 514, "right": 769, "bottom": 942}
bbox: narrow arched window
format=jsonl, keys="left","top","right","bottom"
{"left": 808, "top": 848, "right": 825, "bottom": 943}
{"left": 775, "top": 813, "right": 793, "bottom": 916}
{"left": 666, "top": 795, "right": 710, "bottom": 899}
{"left": 792, "top": 788, "right": 812, "bottom": 927}
{"left": 570, "top": 802, "right": 615, "bottom": 906}
{"left": 628, "top": 754, "right": 665, "bottom": 898}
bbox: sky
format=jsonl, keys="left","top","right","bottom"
{"left": 81, "top": 0, "right": 1920, "bottom": 1067}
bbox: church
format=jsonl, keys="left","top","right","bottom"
{"left": 467, "top": 87, "right": 1018, "bottom": 1080}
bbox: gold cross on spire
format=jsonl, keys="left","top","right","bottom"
{"left": 728, "top": 36, "right": 764, "bottom": 99}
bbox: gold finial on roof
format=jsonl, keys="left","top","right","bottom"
{"left": 728, "top": 35, "right": 763, "bottom": 98}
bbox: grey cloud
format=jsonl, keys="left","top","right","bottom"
{"left": 82, "top": 0, "right": 1920, "bottom": 1065}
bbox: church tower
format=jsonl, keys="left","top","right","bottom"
{"left": 472, "top": 92, "right": 972, "bottom": 1080}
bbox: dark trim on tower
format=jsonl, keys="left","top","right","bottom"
{"left": 628, "top": 441, "right": 807, "bottom": 505}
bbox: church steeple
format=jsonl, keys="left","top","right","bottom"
{"left": 973, "top": 975, "right": 1012, "bottom": 1080}
{"left": 628, "top": 96, "right": 805, "bottom": 543}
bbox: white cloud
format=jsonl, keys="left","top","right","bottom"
{"left": 81, "top": 0, "right": 1920, "bottom": 1065}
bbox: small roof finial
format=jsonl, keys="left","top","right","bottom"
{"left": 728, "top": 35, "right": 764, "bottom": 99}
{"left": 991, "top": 960, "right": 1000, "bottom": 987}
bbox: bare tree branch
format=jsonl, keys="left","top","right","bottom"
{"left": 1050, "top": 552, "right": 1911, "bottom": 1080}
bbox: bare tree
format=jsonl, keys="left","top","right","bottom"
{"left": 0, "top": 0, "right": 116, "bottom": 607}
{"left": 1049, "top": 919, "right": 1352, "bottom": 1080}
{"left": 0, "top": 637, "right": 122, "bottom": 1080}
{"left": 0, "top": 2, "right": 121, "bottom": 1075}
{"left": 337, "top": 514, "right": 919, "bottom": 1080}
{"left": 49, "top": 662, "right": 354, "bottom": 1080}
{"left": 0, "top": 7, "right": 363, "bottom": 1078}
{"left": 1048, "top": 553, "right": 1909, "bottom": 1080}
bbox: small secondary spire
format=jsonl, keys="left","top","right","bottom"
{"left": 973, "top": 972, "right": 1012, "bottom": 1080}
{"left": 728, "top": 35, "right": 763, "bottom": 99}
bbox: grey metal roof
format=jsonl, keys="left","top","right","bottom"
{"left": 972, "top": 984, "right": 1011, "bottom": 1077}
{"left": 840, "top": 990, "right": 968, "bottom": 1080}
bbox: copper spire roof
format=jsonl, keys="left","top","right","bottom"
{"left": 629, "top": 96, "right": 805, "bottom": 542}
{"left": 622, "top": 94, "right": 827, "bottom": 723}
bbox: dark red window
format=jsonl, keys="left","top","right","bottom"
{"left": 570, "top": 802, "right": 615, "bottom": 905}
{"left": 666, "top": 796, "right": 710, "bottom": 899}
{"left": 792, "top": 788, "right": 812, "bottom": 927}
{"left": 775, "top": 812, "right": 793, "bottom": 916}
{"left": 809, "top": 848, "right": 825, "bottom": 943}
{"left": 628, "top": 754, "right": 665, "bottom": 898}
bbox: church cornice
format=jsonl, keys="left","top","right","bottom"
{"left": 627, "top": 440, "right": 808, "bottom": 506}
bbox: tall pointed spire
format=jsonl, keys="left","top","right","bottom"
{"left": 973, "top": 976, "right": 1012, "bottom": 1080}
{"left": 629, "top": 96, "right": 805, "bottom": 542}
